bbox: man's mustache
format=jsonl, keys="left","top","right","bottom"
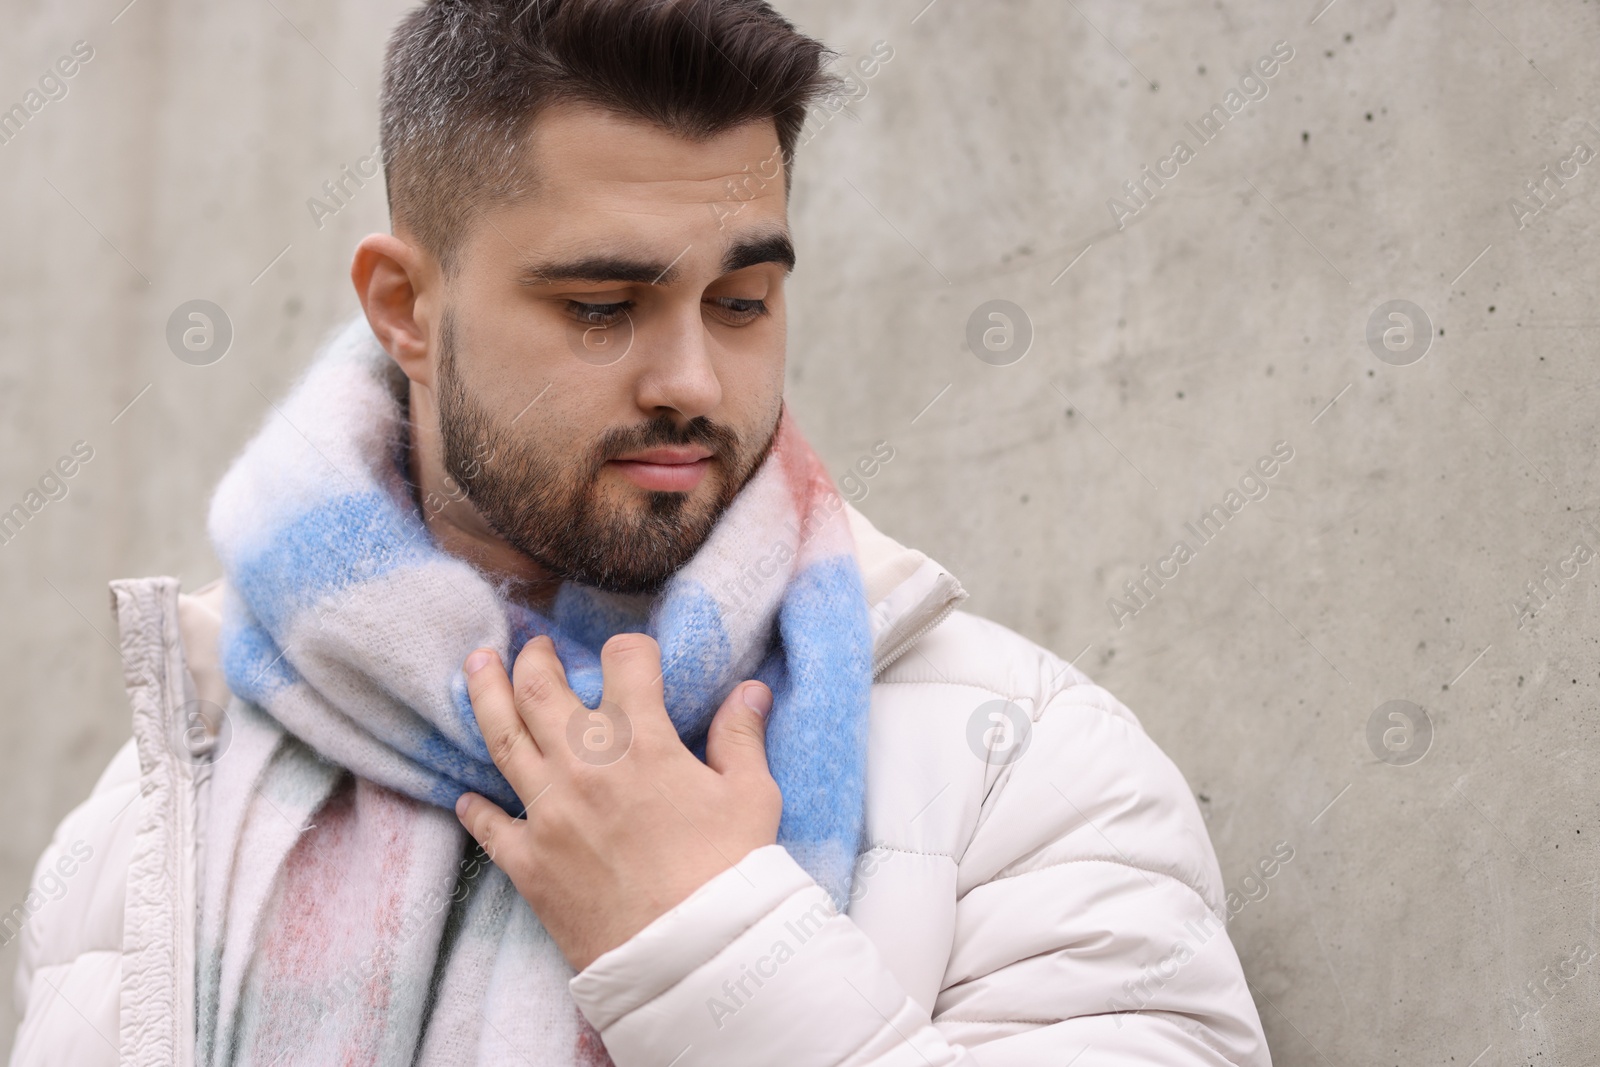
{"left": 592, "top": 416, "right": 740, "bottom": 467}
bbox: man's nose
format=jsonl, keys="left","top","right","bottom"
{"left": 631, "top": 304, "right": 722, "bottom": 421}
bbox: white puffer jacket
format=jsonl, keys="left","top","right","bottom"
{"left": 8, "top": 504, "right": 1270, "bottom": 1066}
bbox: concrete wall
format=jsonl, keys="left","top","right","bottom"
{"left": 2, "top": 0, "right": 1594, "bottom": 1062}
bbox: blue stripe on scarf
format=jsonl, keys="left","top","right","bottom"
{"left": 766, "top": 555, "right": 873, "bottom": 860}
{"left": 230, "top": 491, "right": 435, "bottom": 635}
{"left": 218, "top": 613, "right": 301, "bottom": 702}
{"left": 653, "top": 581, "right": 736, "bottom": 733}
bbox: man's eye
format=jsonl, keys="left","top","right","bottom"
{"left": 567, "top": 300, "right": 633, "bottom": 327}
{"left": 709, "top": 297, "right": 768, "bottom": 324}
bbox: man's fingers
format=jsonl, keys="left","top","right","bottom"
{"left": 599, "top": 632, "right": 665, "bottom": 703}
{"left": 598, "top": 632, "right": 675, "bottom": 741}
{"left": 705, "top": 681, "right": 774, "bottom": 780}
{"left": 510, "top": 635, "right": 580, "bottom": 752}
{"left": 454, "top": 791, "right": 517, "bottom": 865}
{"left": 464, "top": 648, "right": 544, "bottom": 794}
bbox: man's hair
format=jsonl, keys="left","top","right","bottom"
{"left": 379, "top": 0, "right": 840, "bottom": 277}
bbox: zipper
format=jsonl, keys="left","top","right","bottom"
{"left": 871, "top": 597, "right": 961, "bottom": 680}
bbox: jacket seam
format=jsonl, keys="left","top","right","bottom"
{"left": 863, "top": 844, "right": 958, "bottom": 862}
{"left": 873, "top": 678, "right": 1026, "bottom": 696}
{"left": 936, "top": 1008, "right": 1236, "bottom": 1059}
{"left": 936, "top": 1016, "right": 1063, "bottom": 1025}
{"left": 873, "top": 678, "right": 1130, "bottom": 727}
{"left": 1095, "top": 1006, "right": 1239, "bottom": 1061}
{"left": 973, "top": 855, "right": 1220, "bottom": 921}
{"left": 846, "top": 1000, "right": 931, "bottom": 1066}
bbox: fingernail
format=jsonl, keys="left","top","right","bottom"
{"left": 742, "top": 683, "right": 772, "bottom": 718}
{"left": 454, "top": 794, "right": 469, "bottom": 819}
{"left": 465, "top": 650, "right": 493, "bottom": 675}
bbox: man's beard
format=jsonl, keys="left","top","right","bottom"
{"left": 434, "top": 309, "right": 779, "bottom": 595}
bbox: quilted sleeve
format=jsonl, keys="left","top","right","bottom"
{"left": 566, "top": 675, "right": 1269, "bottom": 1066}
{"left": 930, "top": 678, "right": 1271, "bottom": 1064}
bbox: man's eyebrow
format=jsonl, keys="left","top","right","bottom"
{"left": 516, "top": 232, "right": 796, "bottom": 288}
{"left": 722, "top": 232, "right": 796, "bottom": 276}
{"left": 516, "top": 255, "right": 671, "bottom": 287}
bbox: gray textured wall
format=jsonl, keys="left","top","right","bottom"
{"left": 2, "top": 0, "right": 1596, "bottom": 1063}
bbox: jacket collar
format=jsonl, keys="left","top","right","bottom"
{"left": 842, "top": 503, "right": 968, "bottom": 677}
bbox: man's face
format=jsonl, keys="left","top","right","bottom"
{"left": 431, "top": 103, "right": 791, "bottom": 594}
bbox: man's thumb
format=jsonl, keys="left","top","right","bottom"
{"left": 705, "top": 681, "right": 772, "bottom": 776}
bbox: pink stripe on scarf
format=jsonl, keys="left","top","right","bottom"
{"left": 250, "top": 779, "right": 429, "bottom": 1065}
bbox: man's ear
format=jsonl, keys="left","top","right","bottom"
{"left": 352, "top": 232, "right": 437, "bottom": 388}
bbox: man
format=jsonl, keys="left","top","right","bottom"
{"left": 10, "top": 1, "right": 1270, "bottom": 1064}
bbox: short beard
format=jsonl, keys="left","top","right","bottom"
{"left": 434, "top": 308, "right": 778, "bottom": 595}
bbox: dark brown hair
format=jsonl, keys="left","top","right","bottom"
{"left": 378, "top": 0, "right": 840, "bottom": 277}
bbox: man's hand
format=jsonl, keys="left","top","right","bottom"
{"left": 453, "top": 633, "right": 782, "bottom": 972}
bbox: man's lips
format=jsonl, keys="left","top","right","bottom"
{"left": 606, "top": 446, "right": 714, "bottom": 492}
